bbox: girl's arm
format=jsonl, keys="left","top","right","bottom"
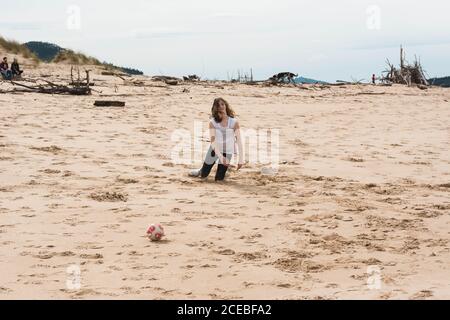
{"left": 234, "top": 122, "right": 244, "bottom": 170}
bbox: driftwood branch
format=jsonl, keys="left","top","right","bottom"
{"left": 7, "top": 67, "right": 92, "bottom": 95}
{"left": 382, "top": 46, "right": 429, "bottom": 86}
{"left": 9, "top": 79, "right": 91, "bottom": 95}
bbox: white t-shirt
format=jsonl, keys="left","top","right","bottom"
{"left": 211, "top": 117, "right": 237, "bottom": 155}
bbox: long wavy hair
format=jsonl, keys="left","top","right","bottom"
{"left": 211, "top": 98, "right": 235, "bottom": 123}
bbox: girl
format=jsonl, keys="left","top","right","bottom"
{"left": 190, "top": 98, "right": 244, "bottom": 181}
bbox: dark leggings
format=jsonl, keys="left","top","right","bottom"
{"left": 1, "top": 70, "right": 12, "bottom": 80}
{"left": 200, "top": 146, "right": 232, "bottom": 181}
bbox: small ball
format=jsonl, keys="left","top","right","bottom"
{"left": 146, "top": 224, "right": 165, "bottom": 241}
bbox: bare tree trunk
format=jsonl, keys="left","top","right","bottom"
{"left": 400, "top": 45, "right": 404, "bottom": 70}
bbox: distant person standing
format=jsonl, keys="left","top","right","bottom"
{"left": 0, "top": 57, "right": 12, "bottom": 80}
{"left": 11, "top": 58, "right": 23, "bottom": 77}
{"left": 372, "top": 74, "right": 376, "bottom": 85}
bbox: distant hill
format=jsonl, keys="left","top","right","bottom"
{"left": 24, "top": 41, "right": 63, "bottom": 62}
{"left": 24, "top": 41, "right": 144, "bottom": 75}
{"left": 102, "top": 63, "right": 144, "bottom": 76}
{"left": 294, "top": 76, "right": 328, "bottom": 84}
{"left": 428, "top": 76, "right": 450, "bottom": 88}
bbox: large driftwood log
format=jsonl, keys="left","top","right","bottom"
{"left": 165, "top": 79, "right": 179, "bottom": 86}
{"left": 94, "top": 101, "right": 126, "bottom": 107}
{"left": 183, "top": 75, "right": 201, "bottom": 82}
{"left": 7, "top": 68, "right": 92, "bottom": 95}
{"left": 10, "top": 80, "right": 91, "bottom": 95}
{"left": 152, "top": 75, "right": 182, "bottom": 82}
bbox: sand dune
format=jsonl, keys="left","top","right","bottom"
{"left": 0, "top": 64, "right": 449, "bottom": 299}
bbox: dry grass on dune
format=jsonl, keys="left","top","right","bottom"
{"left": 51, "top": 50, "right": 126, "bottom": 74}
{"left": 0, "top": 36, "right": 39, "bottom": 63}
{"left": 52, "top": 49, "right": 102, "bottom": 66}
{"left": 0, "top": 35, "right": 136, "bottom": 75}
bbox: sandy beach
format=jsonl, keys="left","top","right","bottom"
{"left": 1, "top": 63, "right": 449, "bottom": 299}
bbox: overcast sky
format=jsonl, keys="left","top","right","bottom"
{"left": 1, "top": 0, "right": 449, "bottom": 81}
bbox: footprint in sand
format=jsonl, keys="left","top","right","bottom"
{"left": 216, "top": 249, "right": 236, "bottom": 255}
{"left": 410, "top": 290, "right": 434, "bottom": 300}
{"left": 80, "top": 253, "right": 103, "bottom": 259}
{"left": 0, "top": 287, "right": 12, "bottom": 294}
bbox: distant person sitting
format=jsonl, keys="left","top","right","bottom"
{"left": 11, "top": 58, "right": 23, "bottom": 77}
{"left": 0, "top": 57, "right": 12, "bottom": 80}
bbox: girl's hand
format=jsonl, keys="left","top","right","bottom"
{"left": 222, "top": 158, "right": 230, "bottom": 167}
